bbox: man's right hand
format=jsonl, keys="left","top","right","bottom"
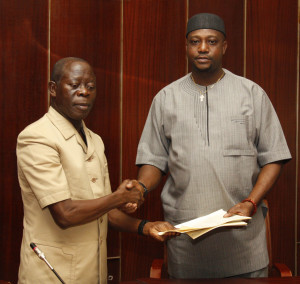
{"left": 116, "top": 179, "right": 144, "bottom": 209}
{"left": 117, "top": 179, "right": 146, "bottom": 214}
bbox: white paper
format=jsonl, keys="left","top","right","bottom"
{"left": 158, "top": 209, "right": 251, "bottom": 239}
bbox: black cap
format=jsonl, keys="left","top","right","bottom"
{"left": 186, "top": 13, "right": 226, "bottom": 38}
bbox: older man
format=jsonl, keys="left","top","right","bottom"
{"left": 17, "top": 57, "right": 176, "bottom": 283}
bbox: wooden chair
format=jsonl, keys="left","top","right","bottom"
{"left": 150, "top": 199, "right": 292, "bottom": 278}
{"left": 0, "top": 281, "right": 12, "bottom": 284}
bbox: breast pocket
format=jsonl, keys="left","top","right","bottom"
{"left": 222, "top": 115, "right": 255, "bottom": 156}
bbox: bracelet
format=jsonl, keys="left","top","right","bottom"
{"left": 138, "top": 219, "right": 149, "bottom": 235}
{"left": 242, "top": 198, "right": 257, "bottom": 216}
{"left": 138, "top": 181, "right": 149, "bottom": 197}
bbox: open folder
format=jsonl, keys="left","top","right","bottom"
{"left": 158, "top": 209, "right": 251, "bottom": 239}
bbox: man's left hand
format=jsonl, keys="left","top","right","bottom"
{"left": 119, "top": 202, "right": 138, "bottom": 214}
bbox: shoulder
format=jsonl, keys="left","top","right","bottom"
{"left": 153, "top": 74, "right": 191, "bottom": 102}
{"left": 161, "top": 74, "right": 190, "bottom": 92}
{"left": 18, "top": 114, "right": 54, "bottom": 142}
{"left": 223, "top": 69, "right": 266, "bottom": 97}
{"left": 16, "top": 114, "right": 60, "bottom": 162}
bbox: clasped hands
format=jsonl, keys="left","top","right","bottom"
{"left": 116, "top": 179, "right": 146, "bottom": 214}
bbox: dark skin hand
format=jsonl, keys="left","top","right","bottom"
{"left": 144, "top": 221, "right": 181, "bottom": 241}
{"left": 119, "top": 179, "right": 145, "bottom": 213}
{"left": 224, "top": 162, "right": 283, "bottom": 217}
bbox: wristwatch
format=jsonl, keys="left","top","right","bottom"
{"left": 138, "top": 181, "right": 149, "bottom": 197}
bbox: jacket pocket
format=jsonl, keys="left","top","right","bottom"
{"left": 31, "top": 240, "right": 76, "bottom": 284}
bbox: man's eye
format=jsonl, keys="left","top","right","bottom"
{"left": 87, "top": 85, "right": 95, "bottom": 90}
{"left": 208, "top": 40, "right": 217, "bottom": 45}
{"left": 190, "top": 40, "right": 199, "bottom": 45}
{"left": 70, "top": 84, "right": 78, "bottom": 89}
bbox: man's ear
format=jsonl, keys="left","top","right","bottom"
{"left": 222, "top": 40, "right": 228, "bottom": 55}
{"left": 48, "top": 81, "right": 57, "bottom": 98}
{"left": 185, "top": 38, "right": 188, "bottom": 53}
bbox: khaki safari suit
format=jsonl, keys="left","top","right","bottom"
{"left": 17, "top": 107, "right": 111, "bottom": 284}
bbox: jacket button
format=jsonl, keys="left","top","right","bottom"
{"left": 91, "top": 178, "right": 97, "bottom": 183}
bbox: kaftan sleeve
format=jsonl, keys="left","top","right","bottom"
{"left": 255, "top": 89, "right": 291, "bottom": 167}
{"left": 136, "top": 91, "right": 170, "bottom": 173}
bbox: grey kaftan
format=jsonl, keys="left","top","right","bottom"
{"left": 136, "top": 69, "right": 291, "bottom": 278}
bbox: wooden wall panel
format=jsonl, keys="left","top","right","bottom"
{"left": 246, "top": 0, "right": 298, "bottom": 273}
{"left": 50, "top": 0, "right": 122, "bottom": 260}
{"left": 189, "top": 0, "right": 245, "bottom": 76}
{"left": 0, "top": 0, "right": 299, "bottom": 282}
{"left": 0, "top": 1, "right": 49, "bottom": 283}
{"left": 122, "top": 0, "right": 187, "bottom": 280}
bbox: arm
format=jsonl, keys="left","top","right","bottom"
{"left": 137, "top": 164, "right": 164, "bottom": 191}
{"left": 108, "top": 208, "right": 179, "bottom": 242}
{"left": 48, "top": 179, "right": 144, "bottom": 229}
{"left": 225, "top": 162, "right": 283, "bottom": 217}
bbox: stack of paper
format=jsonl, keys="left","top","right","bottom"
{"left": 158, "top": 209, "right": 251, "bottom": 239}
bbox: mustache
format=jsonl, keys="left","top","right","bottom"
{"left": 195, "top": 55, "right": 211, "bottom": 60}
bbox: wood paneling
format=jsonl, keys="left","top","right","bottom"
{"left": 50, "top": 0, "right": 122, "bottom": 258}
{"left": 122, "top": 0, "right": 187, "bottom": 280}
{"left": 246, "top": 0, "right": 298, "bottom": 273}
{"left": 0, "top": 0, "right": 299, "bottom": 282}
{"left": 189, "top": 0, "right": 245, "bottom": 76}
{"left": 0, "top": 1, "right": 49, "bottom": 283}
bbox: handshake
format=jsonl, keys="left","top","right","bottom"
{"left": 116, "top": 179, "right": 148, "bottom": 214}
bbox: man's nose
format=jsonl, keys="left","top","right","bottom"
{"left": 77, "top": 86, "right": 89, "bottom": 96}
{"left": 198, "top": 42, "right": 208, "bottom": 52}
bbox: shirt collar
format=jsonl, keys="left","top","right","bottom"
{"left": 46, "top": 106, "right": 92, "bottom": 154}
